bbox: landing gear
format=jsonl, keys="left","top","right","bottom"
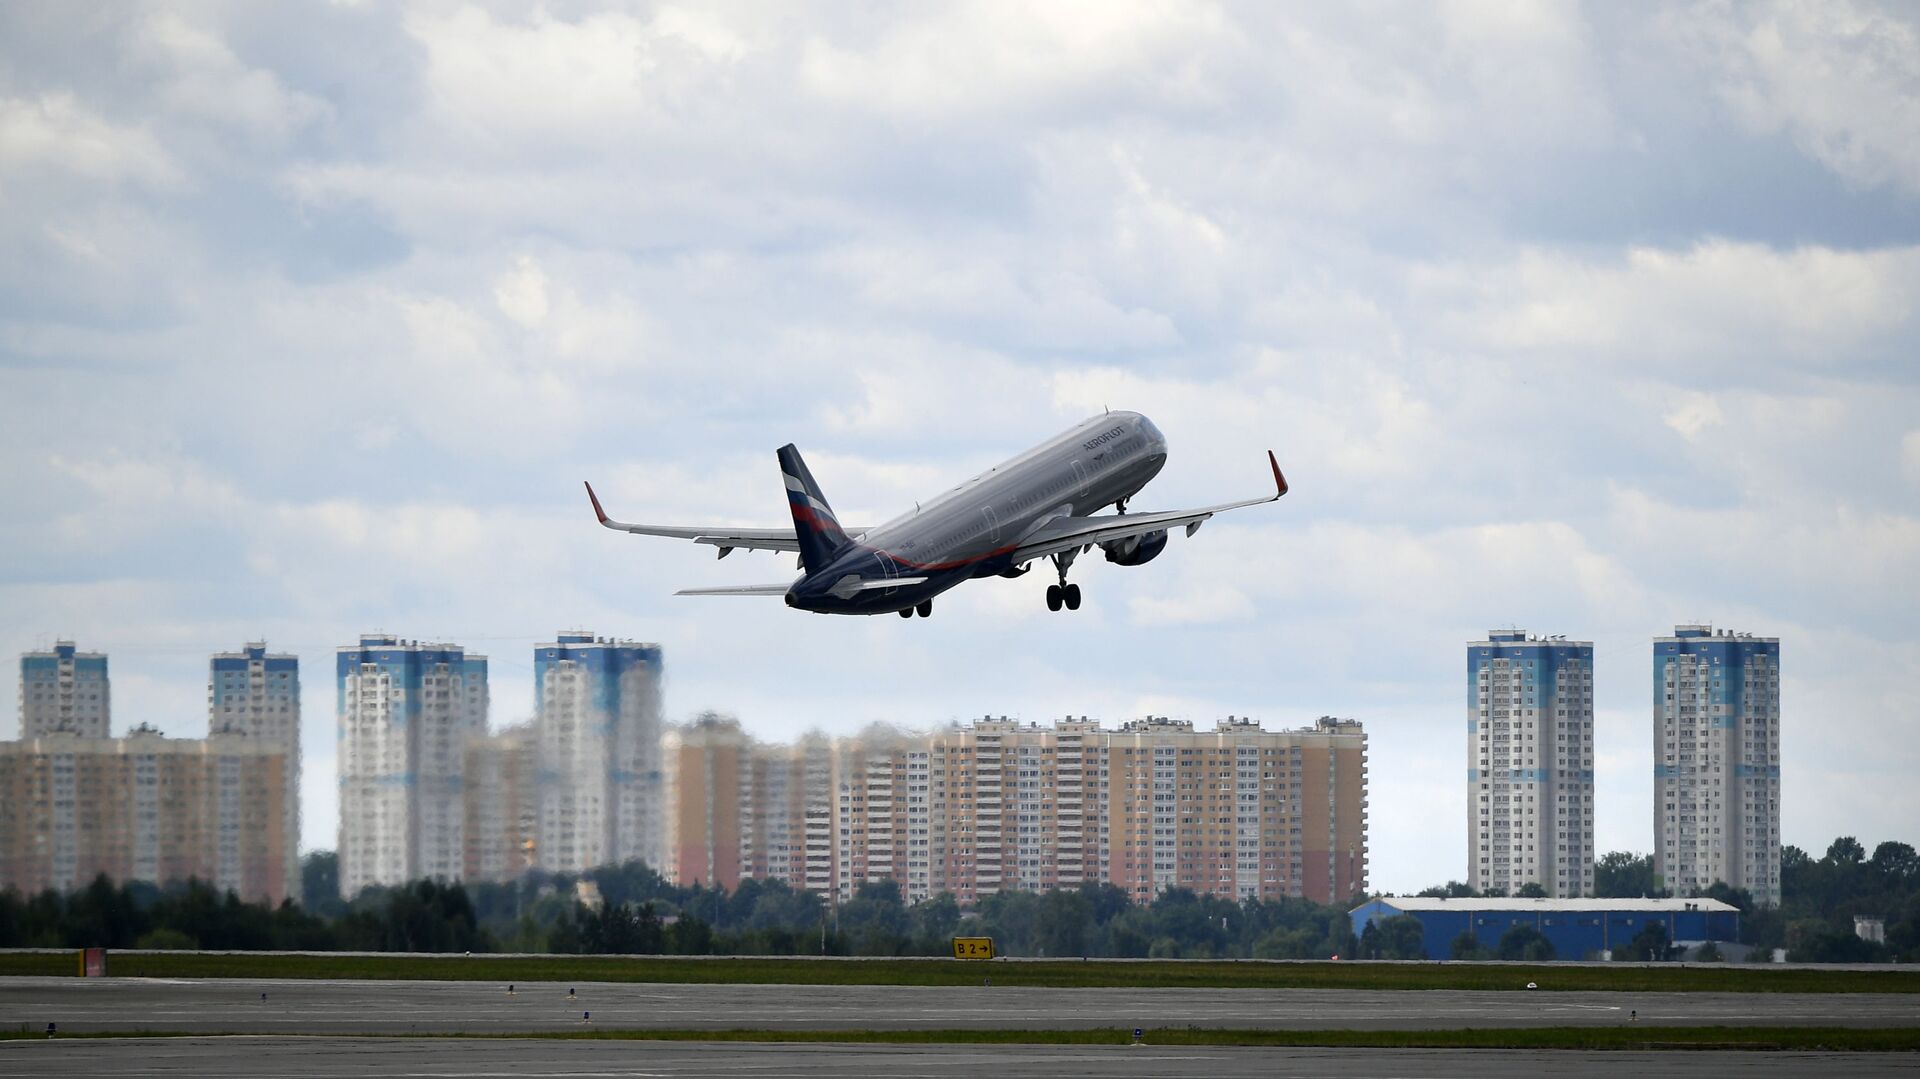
{"left": 899, "top": 600, "right": 934, "bottom": 619}
{"left": 1044, "top": 551, "right": 1083, "bottom": 612}
{"left": 898, "top": 608, "right": 913, "bottom": 619}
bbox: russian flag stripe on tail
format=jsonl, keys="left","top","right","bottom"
{"left": 777, "top": 443, "right": 850, "bottom": 574}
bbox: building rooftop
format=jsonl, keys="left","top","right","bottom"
{"left": 1475, "top": 630, "right": 1592, "bottom": 646}
{"left": 1660, "top": 624, "right": 1778, "bottom": 643}
{"left": 1363, "top": 896, "right": 1739, "bottom": 914}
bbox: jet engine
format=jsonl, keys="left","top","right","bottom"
{"left": 1102, "top": 529, "right": 1168, "bottom": 566}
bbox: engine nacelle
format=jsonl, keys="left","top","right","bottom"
{"left": 1102, "top": 529, "right": 1168, "bottom": 566}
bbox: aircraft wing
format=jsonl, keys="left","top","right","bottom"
{"left": 1009, "top": 451, "right": 1288, "bottom": 566}
{"left": 585, "top": 481, "right": 866, "bottom": 556}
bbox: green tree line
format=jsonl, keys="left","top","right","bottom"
{"left": 0, "top": 856, "right": 1360, "bottom": 959}
{"left": 3, "top": 835, "right": 1912, "bottom": 961}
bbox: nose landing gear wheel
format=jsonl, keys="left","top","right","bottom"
{"left": 1046, "top": 584, "right": 1063, "bottom": 612}
{"left": 1063, "top": 583, "right": 1081, "bottom": 610}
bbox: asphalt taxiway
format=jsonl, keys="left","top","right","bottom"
{"left": 2, "top": 977, "right": 1916, "bottom": 1035}
{"left": 3, "top": 1037, "right": 1917, "bottom": 1079}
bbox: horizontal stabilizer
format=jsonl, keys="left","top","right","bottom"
{"left": 674, "top": 583, "right": 793, "bottom": 596}
{"left": 828, "top": 574, "right": 929, "bottom": 599}
{"left": 583, "top": 480, "right": 869, "bottom": 554}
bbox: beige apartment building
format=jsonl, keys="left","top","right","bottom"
{"left": 661, "top": 713, "right": 755, "bottom": 891}
{"left": 463, "top": 723, "right": 538, "bottom": 884}
{"left": 1100, "top": 716, "right": 1368, "bottom": 904}
{"left": 658, "top": 714, "right": 1368, "bottom": 906}
{"left": 0, "top": 729, "right": 292, "bottom": 904}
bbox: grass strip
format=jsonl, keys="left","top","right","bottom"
{"left": 1, "top": 951, "right": 1914, "bottom": 993}
{"left": 1, "top": 1026, "right": 1916, "bottom": 1051}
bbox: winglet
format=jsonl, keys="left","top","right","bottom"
{"left": 1268, "top": 451, "right": 1288, "bottom": 499}
{"left": 584, "top": 481, "right": 610, "bottom": 525}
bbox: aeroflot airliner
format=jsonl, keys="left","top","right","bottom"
{"left": 584, "top": 411, "right": 1286, "bottom": 617}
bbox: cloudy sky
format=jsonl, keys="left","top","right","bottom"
{"left": 3, "top": 1, "right": 1917, "bottom": 892}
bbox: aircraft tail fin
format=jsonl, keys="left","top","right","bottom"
{"left": 778, "top": 443, "right": 852, "bottom": 574}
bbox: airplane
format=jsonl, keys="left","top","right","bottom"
{"left": 583, "top": 411, "right": 1286, "bottom": 617}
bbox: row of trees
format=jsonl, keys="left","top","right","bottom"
{"left": 3, "top": 836, "right": 1913, "bottom": 961}
{"left": 1, "top": 864, "right": 1358, "bottom": 960}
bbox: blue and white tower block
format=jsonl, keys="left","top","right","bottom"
{"left": 1654, "top": 625, "right": 1781, "bottom": 907}
{"left": 335, "top": 634, "right": 488, "bottom": 898}
{"left": 1468, "top": 630, "right": 1595, "bottom": 898}
{"left": 534, "top": 632, "right": 664, "bottom": 874}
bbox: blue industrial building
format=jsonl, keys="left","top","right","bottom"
{"left": 1350, "top": 897, "right": 1740, "bottom": 961}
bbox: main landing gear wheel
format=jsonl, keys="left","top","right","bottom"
{"left": 898, "top": 607, "right": 913, "bottom": 618}
{"left": 915, "top": 600, "right": 933, "bottom": 618}
{"left": 1045, "top": 549, "right": 1083, "bottom": 612}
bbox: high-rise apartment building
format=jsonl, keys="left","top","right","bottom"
{"left": 208, "top": 643, "right": 300, "bottom": 901}
{"left": 19, "top": 641, "right": 110, "bottom": 739}
{"left": 1654, "top": 625, "right": 1782, "bottom": 907}
{"left": 835, "top": 725, "right": 920, "bottom": 903}
{"left": 463, "top": 723, "right": 538, "bottom": 884}
{"left": 1098, "top": 716, "right": 1367, "bottom": 904}
{"left": 1468, "top": 630, "right": 1595, "bottom": 897}
{"left": 660, "top": 714, "right": 1368, "bottom": 906}
{"left": 744, "top": 732, "right": 839, "bottom": 892}
{"left": 336, "top": 635, "right": 488, "bottom": 898}
{"left": 661, "top": 713, "right": 756, "bottom": 890}
{"left": 926, "top": 717, "right": 1099, "bottom": 904}
{"left": 0, "top": 728, "right": 291, "bottom": 903}
{"left": 533, "top": 633, "right": 663, "bottom": 875}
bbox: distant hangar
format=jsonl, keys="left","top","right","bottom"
{"left": 1349, "top": 896, "right": 1741, "bottom": 961}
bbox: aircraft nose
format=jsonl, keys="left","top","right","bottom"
{"left": 1139, "top": 415, "right": 1168, "bottom": 453}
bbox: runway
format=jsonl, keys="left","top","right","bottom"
{"left": 2, "top": 1037, "right": 1916, "bottom": 1078}
{"left": 2, "top": 977, "right": 1916, "bottom": 1034}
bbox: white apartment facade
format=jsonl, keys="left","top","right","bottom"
{"left": 1468, "top": 631, "right": 1596, "bottom": 897}
{"left": 1654, "top": 625, "right": 1782, "bottom": 906}
{"left": 336, "top": 635, "right": 487, "bottom": 898}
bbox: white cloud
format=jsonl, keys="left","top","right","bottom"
{"left": 1663, "top": 392, "right": 1726, "bottom": 441}
{"left": 1678, "top": 0, "right": 1920, "bottom": 194}
{"left": 799, "top": 1, "right": 1223, "bottom": 121}
{"left": 130, "top": 13, "right": 331, "bottom": 144}
{"left": 492, "top": 256, "right": 550, "bottom": 328}
{"left": 0, "top": 93, "right": 178, "bottom": 186}
{"left": 1129, "top": 584, "right": 1256, "bottom": 626}
{"left": 1904, "top": 431, "right": 1920, "bottom": 484}
{"left": 403, "top": 5, "right": 759, "bottom": 150}
{"left": 1424, "top": 240, "right": 1920, "bottom": 370}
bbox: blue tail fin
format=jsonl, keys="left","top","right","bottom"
{"left": 778, "top": 444, "right": 852, "bottom": 574}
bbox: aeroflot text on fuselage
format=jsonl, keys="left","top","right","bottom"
{"left": 583, "top": 411, "right": 1288, "bottom": 618}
